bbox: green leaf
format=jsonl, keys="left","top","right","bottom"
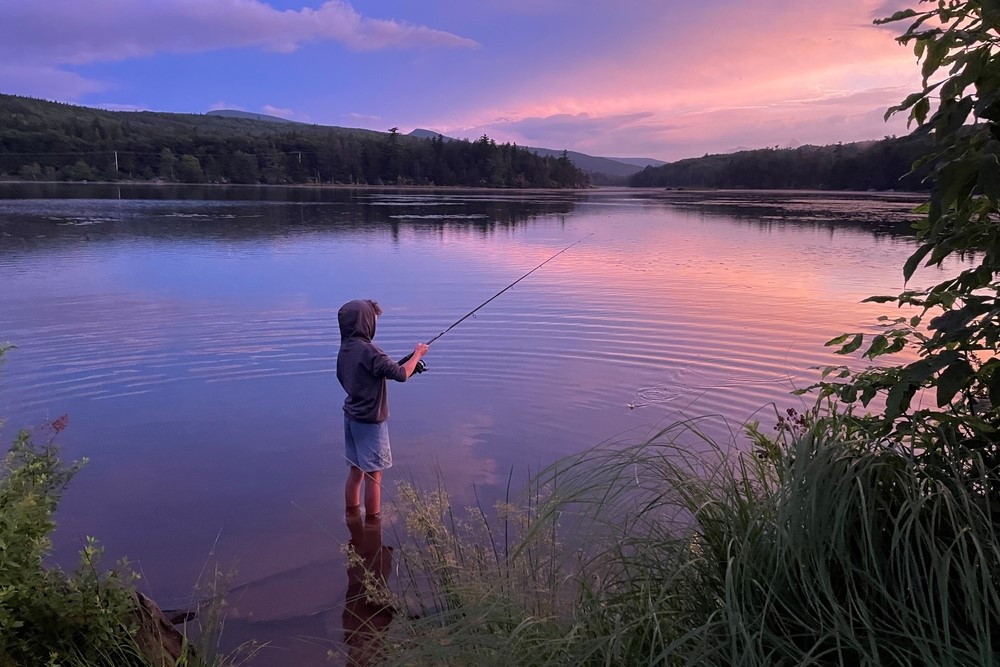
{"left": 875, "top": 8, "right": 918, "bottom": 24}
{"left": 929, "top": 308, "right": 974, "bottom": 335}
{"left": 885, "top": 337, "right": 907, "bottom": 354}
{"left": 938, "top": 154, "right": 979, "bottom": 208}
{"left": 835, "top": 334, "right": 865, "bottom": 355}
{"left": 885, "top": 380, "right": 917, "bottom": 420}
{"left": 922, "top": 38, "right": 949, "bottom": 83}
{"left": 936, "top": 358, "right": 973, "bottom": 406}
{"left": 903, "top": 243, "right": 934, "bottom": 281}
{"left": 820, "top": 364, "right": 850, "bottom": 379}
{"left": 894, "top": 91, "right": 928, "bottom": 113}
{"left": 864, "top": 335, "right": 890, "bottom": 359}
{"left": 913, "top": 96, "right": 931, "bottom": 125}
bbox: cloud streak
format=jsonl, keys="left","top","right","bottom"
{"left": 420, "top": 0, "right": 922, "bottom": 158}
{"left": 0, "top": 0, "right": 477, "bottom": 98}
{"left": 0, "top": 63, "right": 109, "bottom": 100}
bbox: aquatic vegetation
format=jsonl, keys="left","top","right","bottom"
{"left": 383, "top": 411, "right": 1000, "bottom": 666}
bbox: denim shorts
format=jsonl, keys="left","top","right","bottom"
{"left": 344, "top": 415, "right": 393, "bottom": 472}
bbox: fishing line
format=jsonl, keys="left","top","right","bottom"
{"left": 426, "top": 233, "right": 592, "bottom": 345}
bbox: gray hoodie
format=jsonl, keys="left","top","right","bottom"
{"left": 337, "top": 300, "right": 408, "bottom": 423}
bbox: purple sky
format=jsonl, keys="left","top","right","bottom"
{"left": 2, "top": 0, "right": 922, "bottom": 161}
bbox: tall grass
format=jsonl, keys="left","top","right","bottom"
{"left": 381, "top": 412, "right": 1000, "bottom": 666}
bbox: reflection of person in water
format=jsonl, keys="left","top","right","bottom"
{"left": 343, "top": 510, "right": 394, "bottom": 666}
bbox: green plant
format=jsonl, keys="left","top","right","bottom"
{"left": 698, "top": 421, "right": 1000, "bottom": 666}
{"left": 806, "top": 1, "right": 1000, "bottom": 463}
{"left": 0, "top": 428, "right": 149, "bottom": 667}
{"left": 173, "top": 555, "right": 266, "bottom": 667}
{"left": 385, "top": 413, "right": 1000, "bottom": 666}
{"left": 372, "top": 472, "right": 579, "bottom": 666}
{"left": 0, "top": 343, "right": 253, "bottom": 667}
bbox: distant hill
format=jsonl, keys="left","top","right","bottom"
{"left": 0, "top": 94, "right": 589, "bottom": 188}
{"left": 523, "top": 147, "right": 645, "bottom": 179}
{"left": 205, "top": 109, "right": 299, "bottom": 123}
{"left": 628, "top": 136, "right": 934, "bottom": 191}
{"left": 408, "top": 128, "right": 660, "bottom": 183}
{"left": 410, "top": 128, "right": 449, "bottom": 141}
{"left": 608, "top": 157, "right": 666, "bottom": 168}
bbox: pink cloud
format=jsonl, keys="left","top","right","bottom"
{"left": 0, "top": 64, "right": 109, "bottom": 100}
{"left": 431, "top": 0, "right": 925, "bottom": 159}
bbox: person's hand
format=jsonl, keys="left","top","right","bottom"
{"left": 400, "top": 343, "right": 430, "bottom": 377}
{"left": 412, "top": 343, "right": 429, "bottom": 373}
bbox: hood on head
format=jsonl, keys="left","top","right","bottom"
{"left": 338, "top": 299, "right": 377, "bottom": 341}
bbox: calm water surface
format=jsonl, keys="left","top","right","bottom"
{"left": 0, "top": 184, "right": 943, "bottom": 663}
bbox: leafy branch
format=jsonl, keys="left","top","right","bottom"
{"left": 807, "top": 1, "right": 1000, "bottom": 459}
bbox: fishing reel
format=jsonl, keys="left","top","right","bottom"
{"left": 397, "top": 353, "right": 428, "bottom": 374}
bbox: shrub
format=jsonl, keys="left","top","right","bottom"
{"left": 0, "top": 428, "right": 148, "bottom": 666}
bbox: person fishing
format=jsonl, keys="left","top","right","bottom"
{"left": 337, "top": 299, "right": 428, "bottom": 518}
{"left": 336, "top": 237, "right": 587, "bottom": 518}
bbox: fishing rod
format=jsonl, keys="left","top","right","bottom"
{"left": 426, "top": 233, "right": 592, "bottom": 346}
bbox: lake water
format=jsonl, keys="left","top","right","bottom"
{"left": 0, "top": 183, "right": 945, "bottom": 663}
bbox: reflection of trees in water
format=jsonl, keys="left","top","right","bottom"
{"left": 638, "top": 190, "right": 925, "bottom": 239}
{"left": 0, "top": 184, "right": 579, "bottom": 251}
{"left": 342, "top": 512, "right": 394, "bottom": 667}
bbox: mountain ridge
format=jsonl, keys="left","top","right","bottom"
{"left": 198, "top": 116, "right": 655, "bottom": 182}
{"left": 205, "top": 109, "right": 299, "bottom": 124}
{"left": 408, "top": 128, "right": 662, "bottom": 181}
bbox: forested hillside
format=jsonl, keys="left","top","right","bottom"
{"left": 0, "top": 95, "right": 588, "bottom": 188}
{"left": 629, "top": 134, "right": 934, "bottom": 191}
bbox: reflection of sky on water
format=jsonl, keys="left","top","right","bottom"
{"left": 0, "top": 186, "right": 966, "bottom": 666}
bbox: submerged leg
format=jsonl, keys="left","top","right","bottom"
{"left": 345, "top": 466, "right": 365, "bottom": 511}
{"left": 364, "top": 470, "right": 383, "bottom": 517}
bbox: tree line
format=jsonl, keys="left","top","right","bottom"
{"left": 0, "top": 94, "right": 588, "bottom": 188}
{"left": 628, "top": 133, "right": 935, "bottom": 191}
{"left": 0, "top": 93, "right": 943, "bottom": 193}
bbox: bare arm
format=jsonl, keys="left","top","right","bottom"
{"left": 400, "top": 342, "right": 429, "bottom": 378}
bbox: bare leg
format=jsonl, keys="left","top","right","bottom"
{"left": 364, "top": 470, "right": 383, "bottom": 517}
{"left": 346, "top": 466, "right": 364, "bottom": 510}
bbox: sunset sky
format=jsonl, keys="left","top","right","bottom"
{"left": 2, "top": 0, "right": 922, "bottom": 161}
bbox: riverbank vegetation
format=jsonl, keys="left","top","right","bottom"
{"left": 0, "top": 425, "right": 147, "bottom": 666}
{"left": 379, "top": 409, "right": 1000, "bottom": 666}
{"left": 0, "top": 94, "right": 587, "bottom": 188}
{"left": 0, "top": 428, "right": 261, "bottom": 667}
{"left": 0, "top": 344, "right": 256, "bottom": 667}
